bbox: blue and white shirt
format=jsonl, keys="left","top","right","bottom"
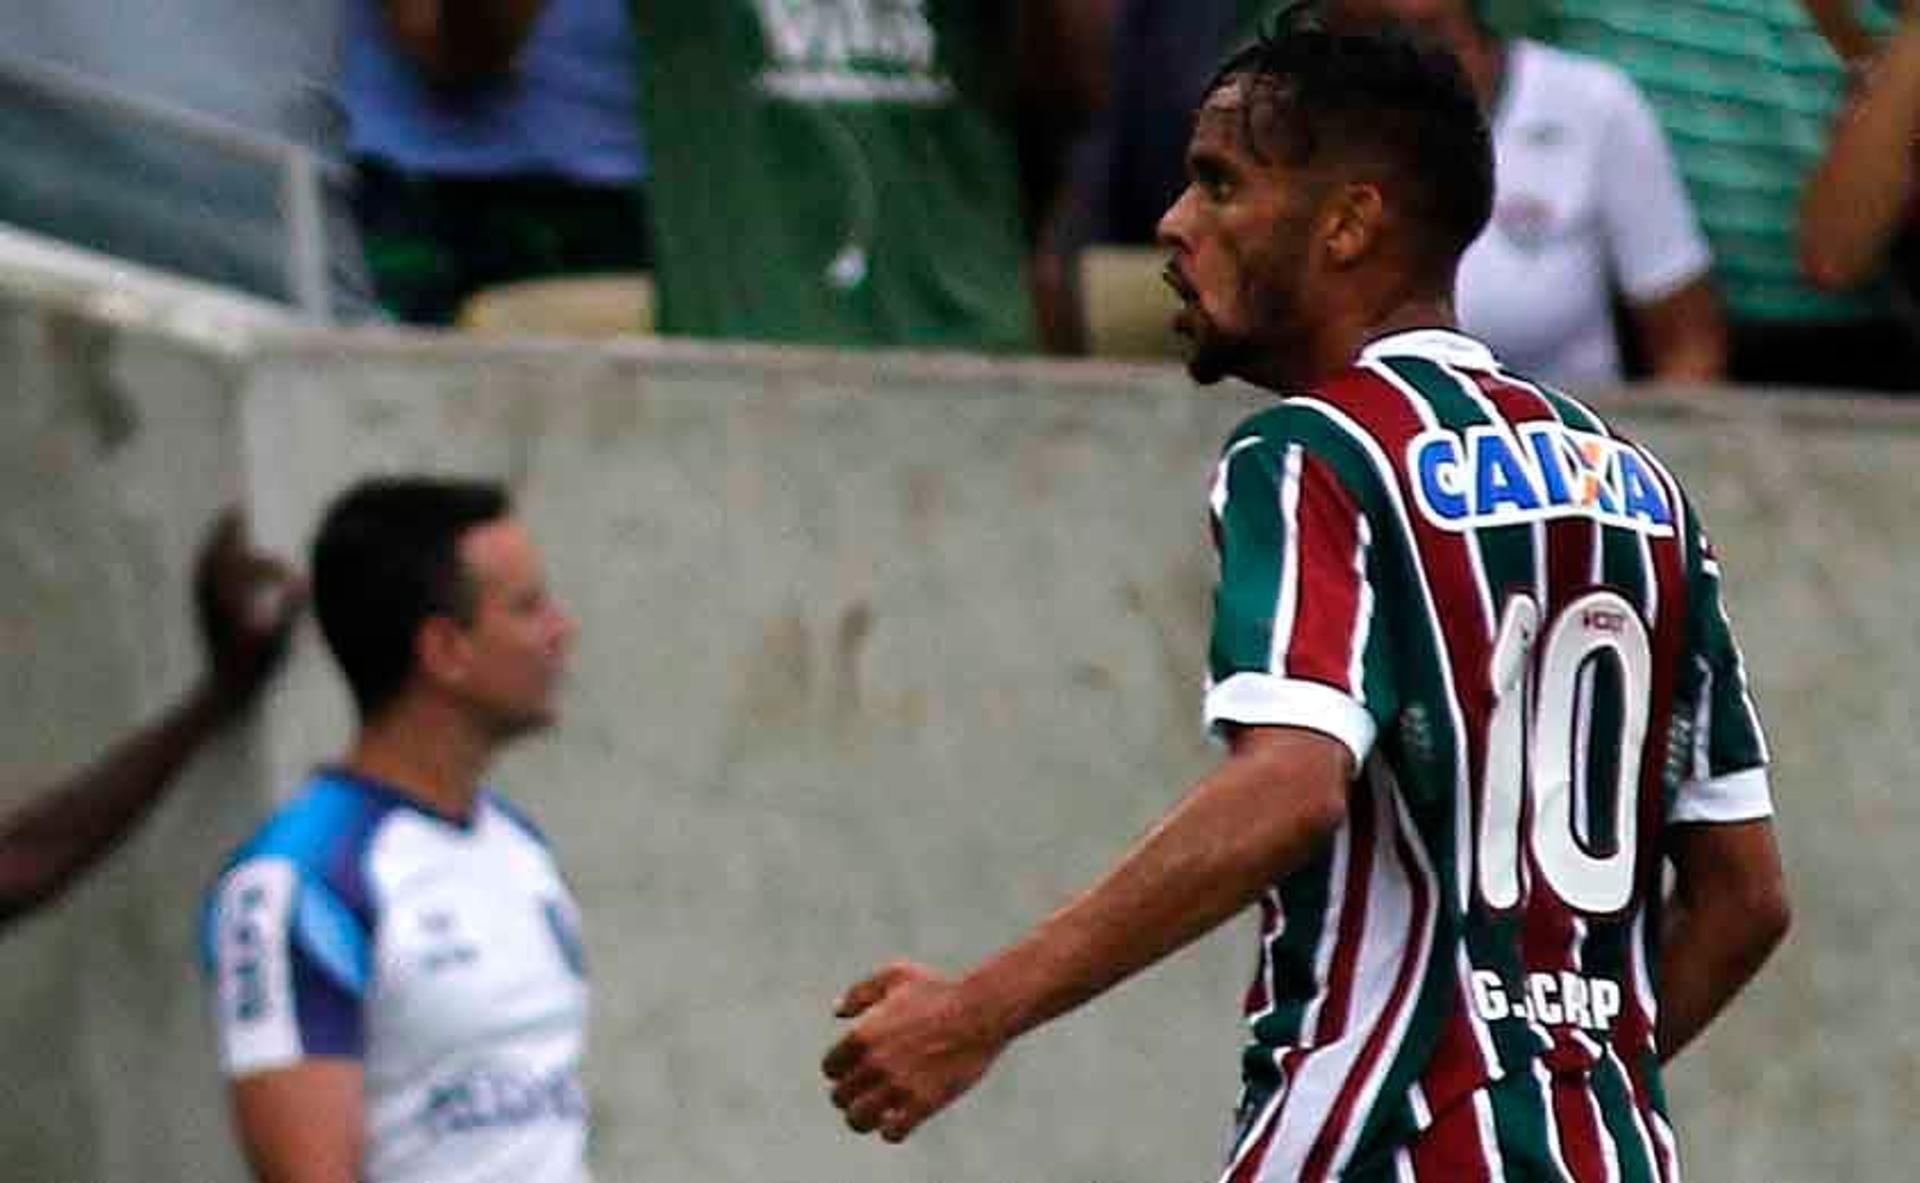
{"left": 202, "top": 769, "right": 590, "bottom": 1183}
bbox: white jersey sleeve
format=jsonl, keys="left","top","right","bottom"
{"left": 206, "top": 856, "right": 372, "bottom": 1077}
{"left": 1595, "top": 65, "right": 1714, "bottom": 305}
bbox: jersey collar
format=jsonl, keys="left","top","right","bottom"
{"left": 1357, "top": 327, "right": 1500, "bottom": 372}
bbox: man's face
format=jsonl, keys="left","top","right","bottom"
{"left": 1157, "top": 78, "right": 1321, "bottom": 386}
{"left": 443, "top": 517, "right": 575, "bottom": 740}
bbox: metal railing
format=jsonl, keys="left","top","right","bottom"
{"left": 0, "top": 47, "right": 339, "bottom": 321}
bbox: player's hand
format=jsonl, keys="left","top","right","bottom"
{"left": 822, "top": 960, "right": 1006, "bottom": 1144}
{"left": 193, "top": 508, "right": 304, "bottom": 717}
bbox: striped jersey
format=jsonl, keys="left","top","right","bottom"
{"left": 1203, "top": 329, "right": 1771, "bottom": 1182}
{"left": 201, "top": 769, "right": 590, "bottom": 1183}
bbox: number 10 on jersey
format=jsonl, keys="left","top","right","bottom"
{"left": 1479, "top": 590, "right": 1652, "bottom": 918}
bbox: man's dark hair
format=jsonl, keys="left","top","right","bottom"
{"left": 1210, "top": 2, "right": 1494, "bottom": 284}
{"left": 311, "top": 476, "right": 510, "bottom": 718}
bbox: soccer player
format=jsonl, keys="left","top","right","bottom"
{"left": 202, "top": 478, "right": 588, "bottom": 1183}
{"left": 823, "top": 6, "right": 1790, "bottom": 1178}
{"left": 0, "top": 510, "right": 297, "bottom": 932}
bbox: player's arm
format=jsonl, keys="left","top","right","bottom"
{"left": 0, "top": 512, "right": 298, "bottom": 931}
{"left": 1800, "top": 15, "right": 1920, "bottom": 291}
{"left": 825, "top": 725, "right": 1350, "bottom": 1142}
{"left": 231, "top": 1063, "right": 365, "bottom": 1183}
{"left": 1656, "top": 525, "right": 1790, "bottom": 1060}
{"left": 1656, "top": 818, "right": 1789, "bottom": 1061}
{"left": 1630, "top": 276, "right": 1727, "bottom": 384}
{"left": 379, "top": 0, "right": 549, "bottom": 87}
{"left": 207, "top": 858, "right": 371, "bottom": 1181}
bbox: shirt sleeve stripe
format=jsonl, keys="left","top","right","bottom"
{"left": 1670, "top": 766, "right": 1773, "bottom": 824}
{"left": 1205, "top": 671, "right": 1379, "bottom": 768}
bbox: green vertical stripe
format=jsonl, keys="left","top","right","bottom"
{"left": 1210, "top": 442, "right": 1287, "bottom": 681}
{"left": 1595, "top": 1055, "right": 1660, "bottom": 1183}
{"left": 1489, "top": 1069, "right": 1560, "bottom": 1177}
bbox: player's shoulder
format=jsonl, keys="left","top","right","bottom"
{"left": 212, "top": 769, "right": 407, "bottom": 902}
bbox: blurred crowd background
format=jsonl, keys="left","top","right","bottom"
{"left": 0, "top": 0, "right": 1915, "bottom": 392}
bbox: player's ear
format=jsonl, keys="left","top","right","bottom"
{"left": 416, "top": 614, "right": 473, "bottom": 688}
{"left": 1319, "top": 180, "right": 1387, "bottom": 269}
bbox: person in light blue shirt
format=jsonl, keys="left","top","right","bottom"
{"left": 341, "top": 0, "right": 651, "bottom": 323}
{"left": 202, "top": 477, "right": 590, "bottom": 1183}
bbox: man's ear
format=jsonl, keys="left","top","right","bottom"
{"left": 415, "top": 615, "right": 471, "bottom": 688}
{"left": 1320, "top": 180, "right": 1388, "bottom": 269}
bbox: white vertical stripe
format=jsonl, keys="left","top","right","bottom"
{"left": 1530, "top": 1058, "right": 1577, "bottom": 1182}
{"left": 1218, "top": 1088, "right": 1286, "bottom": 1183}
{"left": 1350, "top": 516, "right": 1376, "bottom": 703}
{"left": 1691, "top": 662, "right": 1714, "bottom": 784}
{"left": 1636, "top": 526, "right": 1657, "bottom": 628}
{"left": 1648, "top": 1103, "right": 1683, "bottom": 1183}
{"left": 1212, "top": 435, "right": 1268, "bottom": 518}
{"left": 1396, "top": 1147, "right": 1420, "bottom": 1183}
{"left": 1294, "top": 824, "right": 1353, "bottom": 1050}
{"left": 1475, "top": 1087, "right": 1510, "bottom": 1182}
{"left": 1270, "top": 444, "right": 1306, "bottom": 676}
{"left": 1249, "top": 885, "right": 1284, "bottom": 1031}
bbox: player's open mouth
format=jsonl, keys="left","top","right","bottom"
{"left": 1164, "top": 265, "right": 1198, "bottom": 337}
{"left": 1162, "top": 263, "right": 1197, "bottom": 305}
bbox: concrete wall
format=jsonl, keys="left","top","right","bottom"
{"left": 1, "top": 239, "right": 1916, "bottom": 1180}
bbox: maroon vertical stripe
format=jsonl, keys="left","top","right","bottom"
{"left": 1283, "top": 453, "right": 1365, "bottom": 690}
{"left": 1407, "top": 1090, "right": 1496, "bottom": 1182}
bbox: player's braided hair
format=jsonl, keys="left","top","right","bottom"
{"left": 1210, "top": 1, "right": 1494, "bottom": 283}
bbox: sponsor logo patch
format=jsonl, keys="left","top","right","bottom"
{"left": 1408, "top": 422, "right": 1675, "bottom": 536}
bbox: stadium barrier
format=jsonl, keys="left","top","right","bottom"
{"left": 1, "top": 227, "right": 1913, "bottom": 1183}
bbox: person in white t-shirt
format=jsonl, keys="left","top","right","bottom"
{"left": 1332, "top": 0, "right": 1728, "bottom": 386}
{"left": 202, "top": 477, "right": 588, "bottom": 1183}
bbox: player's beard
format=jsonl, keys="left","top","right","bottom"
{"left": 1184, "top": 269, "right": 1305, "bottom": 389}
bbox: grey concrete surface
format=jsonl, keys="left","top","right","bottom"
{"left": 0, "top": 247, "right": 1916, "bottom": 1180}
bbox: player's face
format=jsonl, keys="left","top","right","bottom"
{"left": 447, "top": 518, "right": 576, "bottom": 739}
{"left": 1158, "top": 79, "right": 1320, "bottom": 386}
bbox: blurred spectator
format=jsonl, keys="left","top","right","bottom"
{"left": 1334, "top": 0, "right": 1726, "bottom": 385}
{"left": 342, "top": 0, "right": 652, "bottom": 326}
{"left": 633, "top": 1, "right": 1108, "bottom": 354}
{"left": 1071, "top": 0, "right": 1240, "bottom": 252}
{"left": 0, "top": 512, "right": 298, "bottom": 934}
{"left": 1546, "top": 0, "right": 1920, "bottom": 390}
{"left": 1800, "top": 0, "right": 1920, "bottom": 339}
{"left": 0, "top": 1, "right": 376, "bottom": 320}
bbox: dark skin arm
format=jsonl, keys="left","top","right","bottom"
{"left": 1631, "top": 276, "right": 1728, "bottom": 383}
{"left": 824, "top": 724, "right": 1351, "bottom": 1142}
{"left": 1017, "top": 0, "right": 1118, "bottom": 354}
{"left": 379, "top": 0, "right": 548, "bottom": 88}
{"left": 1657, "top": 817, "right": 1791, "bottom": 1061}
{"left": 0, "top": 512, "right": 300, "bottom": 932}
{"left": 1800, "top": 13, "right": 1920, "bottom": 291}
